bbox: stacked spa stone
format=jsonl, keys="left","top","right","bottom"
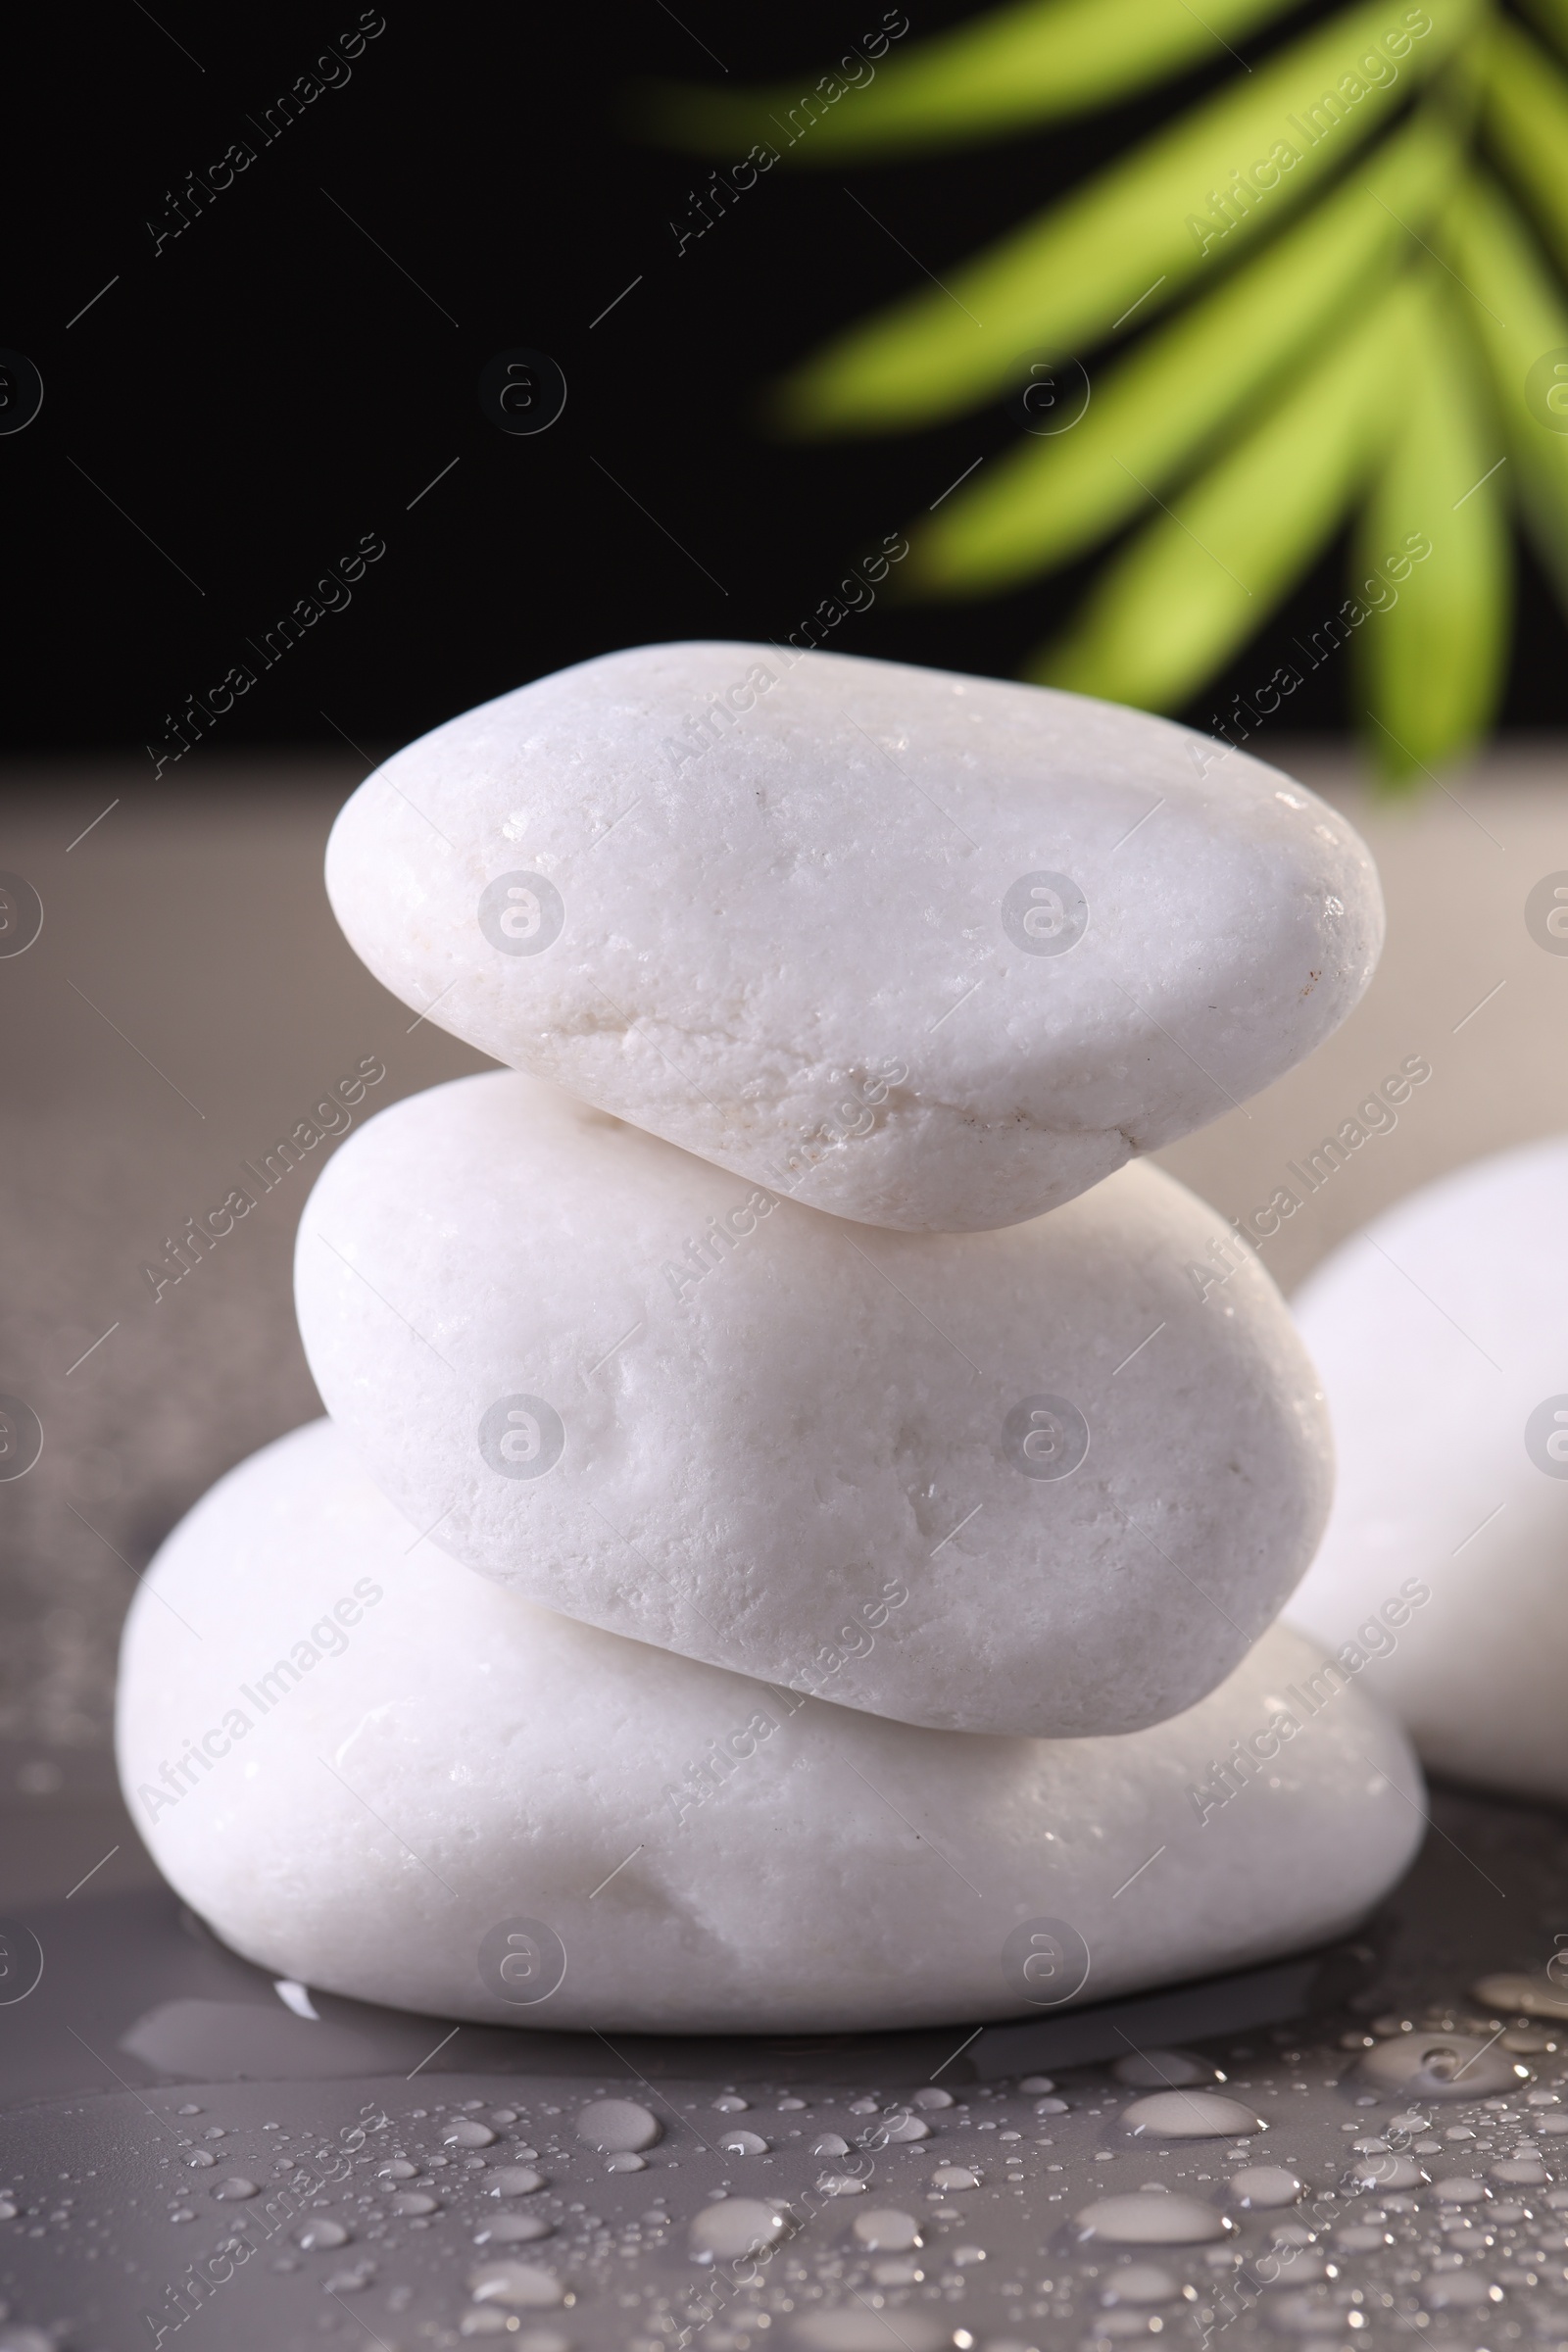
{"left": 116, "top": 644, "right": 1425, "bottom": 2034}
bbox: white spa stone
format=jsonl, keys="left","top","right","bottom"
{"left": 323, "top": 643, "right": 1382, "bottom": 1234}
{"left": 1286, "top": 1136, "right": 1568, "bottom": 1805}
{"left": 115, "top": 1420, "right": 1423, "bottom": 2034}
{"left": 294, "top": 1072, "right": 1332, "bottom": 1740}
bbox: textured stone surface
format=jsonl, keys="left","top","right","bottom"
{"left": 293, "top": 1072, "right": 1333, "bottom": 1739}
{"left": 1286, "top": 1136, "right": 1568, "bottom": 1805}
{"left": 323, "top": 645, "right": 1383, "bottom": 1232}
{"left": 115, "top": 1419, "right": 1423, "bottom": 2034}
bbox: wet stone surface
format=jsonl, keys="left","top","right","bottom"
{"left": 2, "top": 1784, "right": 1568, "bottom": 2345}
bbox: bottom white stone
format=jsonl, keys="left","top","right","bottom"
{"left": 116, "top": 1420, "right": 1424, "bottom": 2034}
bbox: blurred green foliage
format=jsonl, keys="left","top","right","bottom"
{"left": 651, "top": 0, "right": 1568, "bottom": 784}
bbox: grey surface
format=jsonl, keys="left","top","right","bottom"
{"left": 0, "top": 1783, "right": 1565, "bottom": 2346}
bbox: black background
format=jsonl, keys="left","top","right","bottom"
{"left": 7, "top": 0, "right": 1566, "bottom": 766}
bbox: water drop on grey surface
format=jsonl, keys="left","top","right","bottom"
{"left": 789, "top": 2313, "right": 955, "bottom": 2350}
{"left": 211, "top": 2175, "right": 260, "bottom": 2199}
{"left": 487, "top": 2166, "right": 547, "bottom": 2196}
{"left": 576, "top": 2097, "right": 661, "bottom": 2152}
{"left": 719, "top": 2128, "right": 769, "bottom": 2156}
{"left": 468, "top": 2257, "right": 565, "bottom": 2306}
{"left": 852, "top": 2207, "right": 920, "bottom": 2249}
{"left": 1230, "top": 2167, "right": 1302, "bottom": 2208}
{"left": 445, "top": 2118, "right": 499, "bottom": 2147}
{"left": 297, "top": 2215, "right": 351, "bottom": 2248}
{"left": 690, "top": 2196, "right": 790, "bottom": 2259}
{"left": 1073, "top": 2193, "right": 1230, "bottom": 2246}
{"left": 1122, "top": 2091, "right": 1263, "bottom": 2139}
{"left": 1102, "top": 2263, "right": 1180, "bottom": 2304}
{"left": 390, "top": 2189, "right": 439, "bottom": 2215}
{"left": 1359, "top": 2033, "right": 1519, "bottom": 2099}
{"left": 475, "top": 2212, "right": 555, "bottom": 2244}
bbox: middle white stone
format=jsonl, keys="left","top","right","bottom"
{"left": 295, "top": 1072, "right": 1330, "bottom": 1738}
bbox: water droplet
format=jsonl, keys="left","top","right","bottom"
{"left": 713, "top": 2094, "right": 749, "bottom": 2112}
{"left": 1112, "top": 2051, "right": 1212, "bottom": 2089}
{"left": 851, "top": 2208, "right": 920, "bottom": 2250}
{"left": 790, "top": 2315, "right": 953, "bottom": 2350}
{"left": 0, "top": 2201, "right": 16, "bottom": 2222}
{"left": 1017, "top": 2076, "right": 1055, "bottom": 2093}
{"left": 445, "top": 2119, "right": 499, "bottom": 2148}
{"left": 575, "top": 2097, "right": 660, "bottom": 2153}
{"left": 1473, "top": 1971, "right": 1568, "bottom": 2021}
{"left": 318, "top": 2252, "right": 375, "bottom": 2296}
{"left": 1122, "top": 2092, "right": 1263, "bottom": 2140}
{"left": 1229, "top": 2167, "right": 1302, "bottom": 2209}
{"left": 719, "top": 2129, "right": 769, "bottom": 2156}
{"left": 377, "top": 2159, "right": 417, "bottom": 2180}
{"left": 1433, "top": 2177, "right": 1491, "bottom": 2204}
{"left": 1492, "top": 2158, "right": 1548, "bottom": 2183}
{"left": 870, "top": 2258, "right": 922, "bottom": 2284}
{"left": 911, "top": 2087, "right": 954, "bottom": 2109}
{"left": 297, "top": 2216, "right": 350, "bottom": 2249}
{"left": 1073, "top": 2193, "right": 1231, "bottom": 2246}
{"left": 1359, "top": 2034, "right": 1518, "bottom": 2099}
{"left": 474, "top": 2213, "right": 555, "bottom": 2245}
{"left": 468, "top": 2258, "right": 565, "bottom": 2306}
{"left": 182, "top": 2149, "right": 218, "bottom": 2168}
{"left": 1346, "top": 2153, "right": 1425, "bottom": 2191}
{"left": 878, "top": 2112, "right": 930, "bottom": 2142}
{"left": 690, "top": 2197, "right": 790, "bottom": 2260}
{"left": 606, "top": 2151, "right": 646, "bottom": 2172}
{"left": 1421, "top": 2271, "right": 1502, "bottom": 2310}
{"left": 1102, "top": 2264, "right": 1180, "bottom": 2305}
{"left": 212, "top": 2177, "right": 260, "bottom": 2200}
{"left": 817, "top": 2174, "right": 868, "bottom": 2196}
{"left": 813, "top": 2132, "right": 851, "bottom": 2156}
{"left": 929, "top": 2165, "right": 979, "bottom": 2191}
{"left": 389, "top": 2190, "right": 439, "bottom": 2216}
{"left": 486, "top": 2167, "right": 547, "bottom": 2196}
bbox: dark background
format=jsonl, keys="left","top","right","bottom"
{"left": 6, "top": 0, "right": 1567, "bottom": 769}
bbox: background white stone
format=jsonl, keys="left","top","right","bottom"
{"left": 323, "top": 644, "right": 1383, "bottom": 1233}
{"left": 1287, "top": 1135, "right": 1568, "bottom": 1805}
{"left": 115, "top": 1419, "right": 1423, "bottom": 2034}
{"left": 294, "top": 1072, "right": 1334, "bottom": 1739}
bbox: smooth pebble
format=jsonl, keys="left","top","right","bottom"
{"left": 296, "top": 1073, "right": 1333, "bottom": 1739}
{"left": 115, "top": 1421, "right": 1423, "bottom": 2033}
{"left": 324, "top": 643, "right": 1381, "bottom": 1231}
{"left": 1288, "top": 1136, "right": 1568, "bottom": 1802}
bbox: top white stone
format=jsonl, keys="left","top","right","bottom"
{"left": 324, "top": 643, "right": 1383, "bottom": 1232}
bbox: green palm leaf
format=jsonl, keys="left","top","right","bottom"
{"left": 1029, "top": 276, "right": 1416, "bottom": 710}
{"left": 1352, "top": 276, "right": 1511, "bottom": 786}
{"left": 645, "top": 0, "right": 1298, "bottom": 159}
{"left": 768, "top": 0, "right": 1479, "bottom": 435}
{"left": 1445, "top": 164, "right": 1568, "bottom": 608}
{"left": 907, "top": 109, "right": 1456, "bottom": 595}
{"left": 651, "top": 0, "right": 1568, "bottom": 779}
